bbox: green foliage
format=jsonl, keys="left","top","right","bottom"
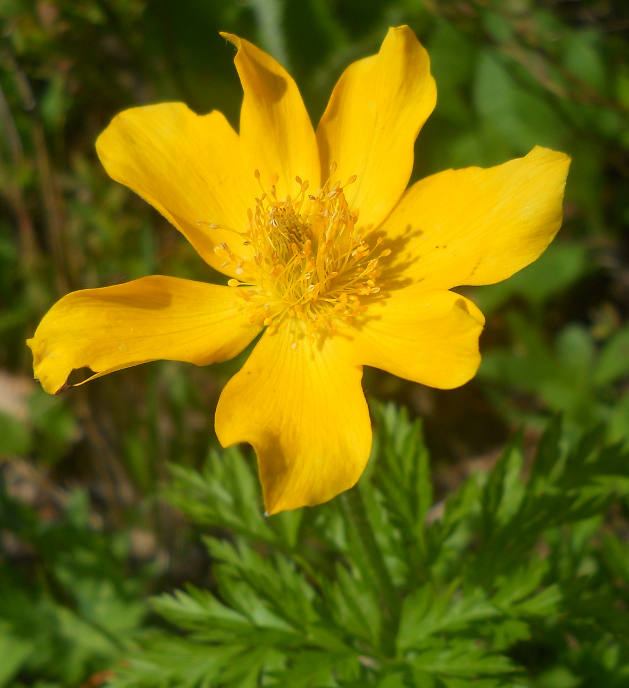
{"left": 108, "top": 404, "right": 629, "bottom": 688}
{"left": 0, "top": 389, "right": 79, "bottom": 464}
{"left": 479, "top": 314, "right": 629, "bottom": 445}
{"left": 473, "top": 242, "right": 590, "bottom": 317}
{"left": 0, "top": 474, "right": 150, "bottom": 687}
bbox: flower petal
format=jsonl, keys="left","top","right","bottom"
{"left": 96, "top": 103, "right": 253, "bottom": 276}
{"left": 341, "top": 288, "right": 484, "bottom": 389}
{"left": 316, "top": 25, "right": 436, "bottom": 229}
{"left": 27, "top": 276, "right": 261, "bottom": 395}
{"left": 215, "top": 326, "right": 371, "bottom": 514}
{"left": 380, "top": 146, "right": 571, "bottom": 290}
{"left": 222, "top": 33, "right": 320, "bottom": 199}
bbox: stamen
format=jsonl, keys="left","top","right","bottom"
{"left": 228, "top": 170, "right": 391, "bottom": 335}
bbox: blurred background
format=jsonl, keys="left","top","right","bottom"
{"left": 0, "top": 0, "right": 628, "bottom": 685}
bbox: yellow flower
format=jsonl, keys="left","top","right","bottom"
{"left": 27, "top": 27, "right": 570, "bottom": 514}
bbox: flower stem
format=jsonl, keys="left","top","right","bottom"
{"left": 340, "top": 484, "right": 400, "bottom": 654}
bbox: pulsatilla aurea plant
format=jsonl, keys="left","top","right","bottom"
{"left": 27, "top": 26, "right": 570, "bottom": 514}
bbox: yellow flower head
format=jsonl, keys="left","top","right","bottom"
{"left": 27, "top": 27, "right": 570, "bottom": 513}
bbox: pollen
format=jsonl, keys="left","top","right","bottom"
{"left": 214, "top": 168, "right": 390, "bottom": 340}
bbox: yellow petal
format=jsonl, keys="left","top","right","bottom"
{"left": 380, "top": 146, "right": 571, "bottom": 290}
{"left": 343, "top": 288, "right": 484, "bottom": 389}
{"left": 96, "top": 103, "right": 253, "bottom": 276}
{"left": 317, "top": 25, "right": 436, "bottom": 229}
{"left": 215, "top": 325, "right": 371, "bottom": 514}
{"left": 222, "top": 33, "right": 320, "bottom": 199}
{"left": 27, "top": 276, "right": 261, "bottom": 394}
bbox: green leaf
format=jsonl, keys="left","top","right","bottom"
{"left": 474, "top": 242, "right": 589, "bottom": 315}
{"left": 151, "top": 587, "right": 253, "bottom": 634}
{"left": 593, "top": 325, "right": 629, "bottom": 386}
{"left": 473, "top": 50, "right": 566, "bottom": 156}
{"left": 0, "top": 411, "right": 31, "bottom": 458}
{"left": 0, "top": 622, "right": 33, "bottom": 687}
{"left": 370, "top": 402, "right": 433, "bottom": 577}
{"left": 410, "top": 638, "right": 515, "bottom": 678}
{"left": 321, "top": 562, "right": 380, "bottom": 645}
{"left": 111, "top": 402, "right": 629, "bottom": 687}
{"left": 481, "top": 435, "right": 525, "bottom": 536}
{"left": 562, "top": 31, "right": 607, "bottom": 92}
{"left": 397, "top": 585, "right": 500, "bottom": 652}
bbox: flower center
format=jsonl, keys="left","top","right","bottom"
{"left": 209, "top": 168, "right": 390, "bottom": 343}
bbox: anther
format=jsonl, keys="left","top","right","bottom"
{"left": 230, "top": 168, "right": 390, "bottom": 332}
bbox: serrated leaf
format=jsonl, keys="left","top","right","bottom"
{"left": 491, "top": 558, "right": 549, "bottom": 609}
{"left": 410, "top": 637, "right": 516, "bottom": 678}
{"left": 270, "top": 650, "right": 357, "bottom": 688}
{"left": 321, "top": 561, "right": 381, "bottom": 645}
{"left": 371, "top": 402, "right": 433, "bottom": 545}
{"left": 397, "top": 585, "right": 500, "bottom": 652}
{"left": 481, "top": 435, "right": 524, "bottom": 536}
{"left": 512, "top": 585, "right": 561, "bottom": 617}
{"left": 206, "top": 537, "right": 317, "bottom": 633}
{"left": 150, "top": 587, "right": 252, "bottom": 633}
